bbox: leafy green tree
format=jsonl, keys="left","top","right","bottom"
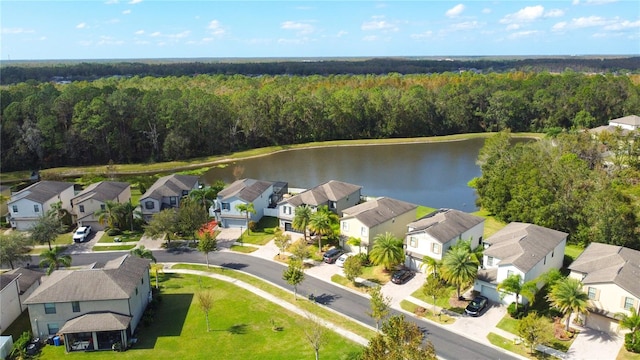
{"left": 290, "top": 239, "right": 310, "bottom": 260}
{"left": 130, "top": 245, "right": 156, "bottom": 263}
{"left": 547, "top": 277, "right": 589, "bottom": 331}
{"left": 369, "top": 232, "right": 404, "bottom": 271}
{"left": 361, "top": 315, "right": 436, "bottom": 360}
{"left": 273, "top": 228, "right": 291, "bottom": 259}
{"left": 196, "top": 291, "right": 214, "bottom": 332}
{"left": 368, "top": 286, "right": 391, "bottom": 331}
{"left": 615, "top": 308, "right": 640, "bottom": 344}
{"left": 517, "top": 312, "right": 553, "bottom": 354}
{"left": 309, "top": 206, "right": 334, "bottom": 252}
{"left": 0, "top": 232, "right": 32, "bottom": 269}
{"left": 282, "top": 258, "right": 305, "bottom": 300}
{"left": 39, "top": 246, "right": 72, "bottom": 275}
{"left": 421, "top": 256, "right": 443, "bottom": 279}
{"left": 441, "top": 246, "right": 479, "bottom": 299}
{"left": 145, "top": 209, "right": 178, "bottom": 244}
{"left": 422, "top": 274, "right": 447, "bottom": 315}
{"left": 343, "top": 256, "right": 363, "bottom": 284}
{"left": 292, "top": 205, "right": 312, "bottom": 242}
{"left": 235, "top": 202, "right": 256, "bottom": 234}
{"left": 30, "top": 213, "right": 63, "bottom": 250}
{"left": 177, "top": 197, "right": 209, "bottom": 240}
{"left": 197, "top": 231, "right": 218, "bottom": 268}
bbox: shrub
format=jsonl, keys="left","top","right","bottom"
{"left": 414, "top": 306, "right": 427, "bottom": 317}
{"left": 264, "top": 227, "right": 275, "bottom": 234}
{"left": 507, "top": 302, "right": 526, "bottom": 319}
{"left": 248, "top": 221, "right": 257, "bottom": 232}
{"left": 356, "top": 253, "right": 371, "bottom": 266}
{"left": 107, "top": 228, "right": 123, "bottom": 236}
{"left": 625, "top": 332, "right": 640, "bottom": 353}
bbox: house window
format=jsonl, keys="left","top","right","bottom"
{"left": 360, "top": 227, "right": 367, "bottom": 236}
{"left": 141, "top": 278, "right": 144, "bottom": 284}
{"left": 409, "top": 237, "right": 417, "bottom": 248}
{"left": 222, "top": 202, "right": 230, "bottom": 211}
{"left": 342, "top": 222, "right": 348, "bottom": 231}
{"left": 624, "top": 297, "right": 635, "bottom": 310}
{"left": 47, "top": 323, "right": 59, "bottom": 335}
{"left": 44, "top": 303, "right": 56, "bottom": 314}
{"left": 552, "top": 250, "right": 555, "bottom": 258}
{"left": 432, "top": 243, "right": 441, "bottom": 254}
{"left": 12, "top": 205, "right": 18, "bottom": 213}
{"left": 507, "top": 270, "right": 515, "bottom": 277}
{"left": 34, "top": 205, "right": 39, "bottom": 213}
{"left": 487, "top": 256, "right": 494, "bottom": 266}
{"left": 182, "top": 190, "right": 189, "bottom": 196}
{"left": 145, "top": 201, "right": 154, "bottom": 210}
{"left": 79, "top": 205, "right": 85, "bottom": 213}
{"left": 544, "top": 255, "right": 546, "bottom": 265}
{"left": 588, "top": 287, "right": 597, "bottom": 300}
{"left": 136, "top": 288, "right": 139, "bottom": 296}
{"left": 72, "top": 301, "right": 80, "bottom": 312}
{"left": 100, "top": 204, "right": 106, "bottom": 211}
{"left": 170, "top": 197, "right": 177, "bottom": 206}
{"left": 330, "top": 201, "right": 337, "bottom": 209}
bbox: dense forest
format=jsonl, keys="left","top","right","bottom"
{"left": 2, "top": 57, "right": 639, "bottom": 85}
{"left": 1, "top": 71, "right": 639, "bottom": 172}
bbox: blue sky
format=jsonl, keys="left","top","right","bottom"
{"left": 1, "top": 1, "right": 638, "bottom": 60}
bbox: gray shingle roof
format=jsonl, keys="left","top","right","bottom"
{"left": 483, "top": 222, "right": 567, "bottom": 273}
{"left": 407, "top": 209, "right": 484, "bottom": 243}
{"left": 610, "top": 115, "right": 640, "bottom": 127}
{"left": 140, "top": 174, "right": 199, "bottom": 201}
{"left": 342, "top": 197, "right": 417, "bottom": 228}
{"left": 59, "top": 312, "right": 131, "bottom": 333}
{"left": 72, "top": 181, "right": 130, "bottom": 204}
{"left": 569, "top": 242, "right": 640, "bottom": 298}
{"left": 8, "top": 181, "right": 74, "bottom": 205}
{"left": 2, "top": 268, "right": 43, "bottom": 294}
{"left": 24, "top": 255, "right": 150, "bottom": 304}
{"left": 282, "top": 180, "right": 362, "bottom": 207}
{"left": 218, "top": 178, "right": 274, "bottom": 202}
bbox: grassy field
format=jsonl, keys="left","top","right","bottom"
{"left": 472, "top": 208, "right": 507, "bottom": 238}
{"left": 37, "top": 273, "right": 363, "bottom": 360}
{"left": 416, "top": 206, "right": 437, "bottom": 219}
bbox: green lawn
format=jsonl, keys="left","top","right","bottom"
{"left": 472, "top": 208, "right": 507, "bottom": 238}
{"left": 331, "top": 274, "right": 373, "bottom": 293}
{"left": 564, "top": 244, "right": 584, "bottom": 263}
{"left": 487, "top": 332, "right": 545, "bottom": 359}
{"left": 38, "top": 273, "right": 363, "bottom": 360}
{"left": 230, "top": 245, "right": 258, "bottom": 253}
{"left": 99, "top": 230, "right": 144, "bottom": 243}
{"left": 496, "top": 314, "right": 576, "bottom": 353}
{"left": 360, "top": 265, "right": 391, "bottom": 285}
{"left": 416, "top": 206, "right": 437, "bottom": 219}
{"left": 92, "top": 245, "right": 136, "bottom": 251}
{"left": 240, "top": 216, "right": 279, "bottom": 245}
{"left": 400, "top": 300, "right": 455, "bottom": 325}
{"left": 410, "top": 285, "right": 461, "bottom": 312}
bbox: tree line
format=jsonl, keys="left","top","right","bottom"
{"left": 1, "top": 71, "right": 639, "bottom": 172}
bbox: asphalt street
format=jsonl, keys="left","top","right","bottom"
{"left": 63, "top": 250, "right": 519, "bottom": 360}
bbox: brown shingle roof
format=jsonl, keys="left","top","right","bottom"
{"left": 569, "top": 242, "right": 640, "bottom": 298}
{"left": 483, "top": 222, "right": 567, "bottom": 273}
{"left": 342, "top": 197, "right": 417, "bottom": 228}
{"left": 24, "top": 255, "right": 150, "bottom": 304}
{"left": 140, "top": 174, "right": 199, "bottom": 200}
{"left": 218, "top": 178, "right": 274, "bottom": 202}
{"left": 8, "top": 181, "right": 74, "bottom": 205}
{"left": 407, "top": 209, "right": 484, "bottom": 243}
{"left": 72, "top": 181, "right": 130, "bottom": 204}
{"left": 282, "top": 180, "right": 362, "bottom": 207}
{"left": 59, "top": 312, "right": 131, "bottom": 333}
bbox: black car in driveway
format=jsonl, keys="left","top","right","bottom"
{"left": 465, "top": 295, "right": 489, "bottom": 316}
{"left": 323, "top": 248, "right": 343, "bottom": 264}
{"left": 391, "top": 269, "right": 413, "bottom": 284}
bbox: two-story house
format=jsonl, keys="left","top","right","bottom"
{"left": 404, "top": 209, "right": 485, "bottom": 272}
{"left": 474, "top": 222, "right": 567, "bottom": 304}
{"left": 0, "top": 268, "right": 42, "bottom": 333}
{"left": 23, "top": 254, "right": 151, "bottom": 352}
{"left": 7, "top": 181, "right": 75, "bottom": 231}
{"left": 139, "top": 174, "right": 200, "bottom": 222}
{"left": 568, "top": 243, "right": 640, "bottom": 334}
{"left": 71, "top": 181, "right": 131, "bottom": 231}
{"left": 340, "top": 197, "right": 417, "bottom": 254}
{"left": 277, "top": 180, "right": 362, "bottom": 232}
{"left": 214, "top": 178, "right": 287, "bottom": 228}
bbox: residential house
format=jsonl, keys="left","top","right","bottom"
{"left": 568, "top": 243, "right": 640, "bottom": 333}
{"left": 23, "top": 255, "right": 151, "bottom": 352}
{"left": 0, "top": 268, "right": 43, "bottom": 333}
{"left": 404, "top": 209, "right": 485, "bottom": 272}
{"left": 6, "top": 181, "right": 75, "bottom": 231}
{"left": 340, "top": 197, "right": 417, "bottom": 254}
{"left": 213, "top": 178, "right": 287, "bottom": 228}
{"left": 589, "top": 114, "right": 640, "bottom": 135}
{"left": 474, "top": 222, "right": 567, "bottom": 304}
{"left": 277, "top": 180, "right": 362, "bottom": 232}
{"left": 71, "top": 181, "right": 131, "bottom": 231}
{"left": 139, "top": 174, "right": 200, "bottom": 222}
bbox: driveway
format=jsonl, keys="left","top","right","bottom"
{"left": 566, "top": 328, "right": 625, "bottom": 360}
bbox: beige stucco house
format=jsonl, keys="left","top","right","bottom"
{"left": 71, "top": 181, "right": 131, "bottom": 231}
{"left": 7, "top": 181, "right": 75, "bottom": 231}
{"left": 0, "top": 268, "right": 43, "bottom": 333}
{"left": 139, "top": 174, "right": 200, "bottom": 222}
{"left": 568, "top": 243, "right": 640, "bottom": 334}
{"left": 23, "top": 255, "right": 151, "bottom": 352}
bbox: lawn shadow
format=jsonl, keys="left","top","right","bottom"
{"left": 133, "top": 292, "right": 193, "bottom": 349}
{"left": 227, "top": 323, "right": 248, "bottom": 335}
{"left": 220, "top": 262, "right": 248, "bottom": 270}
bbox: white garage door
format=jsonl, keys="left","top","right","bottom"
{"left": 586, "top": 313, "right": 618, "bottom": 334}
{"left": 480, "top": 285, "right": 502, "bottom": 303}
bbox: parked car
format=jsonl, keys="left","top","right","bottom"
{"left": 464, "top": 295, "right": 489, "bottom": 317}
{"left": 335, "top": 253, "right": 351, "bottom": 267}
{"left": 73, "top": 226, "right": 92, "bottom": 243}
{"left": 323, "top": 248, "right": 343, "bottom": 264}
{"left": 391, "top": 269, "right": 413, "bottom": 284}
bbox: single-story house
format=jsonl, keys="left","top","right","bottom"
{"left": 139, "top": 174, "right": 200, "bottom": 222}
{"left": 0, "top": 268, "right": 43, "bottom": 333}
{"left": 71, "top": 181, "right": 131, "bottom": 231}
{"left": 6, "top": 181, "right": 75, "bottom": 231}
{"left": 404, "top": 209, "right": 485, "bottom": 272}
{"left": 568, "top": 243, "right": 640, "bottom": 334}
{"left": 474, "top": 222, "right": 567, "bottom": 305}
{"left": 23, "top": 255, "right": 151, "bottom": 352}
{"left": 340, "top": 197, "right": 417, "bottom": 254}
{"left": 589, "top": 114, "right": 640, "bottom": 135}
{"left": 213, "top": 178, "right": 287, "bottom": 228}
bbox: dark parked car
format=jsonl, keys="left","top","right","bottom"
{"left": 323, "top": 248, "right": 343, "bottom": 264}
{"left": 465, "top": 295, "right": 489, "bottom": 316}
{"left": 391, "top": 269, "right": 413, "bottom": 284}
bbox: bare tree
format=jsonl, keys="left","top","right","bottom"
{"left": 303, "top": 313, "right": 327, "bottom": 360}
{"left": 197, "top": 291, "right": 214, "bottom": 332}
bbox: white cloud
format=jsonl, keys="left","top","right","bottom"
{"left": 208, "top": 20, "right": 227, "bottom": 36}
{"left": 76, "top": 22, "right": 87, "bottom": 29}
{"left": 277, "top": 37, "right": 309, "bottom": 45}
{"left": 361, "top": 17, "right": 399, "bottom": 32}
{"left": 604, "top": 20, "right": 640, "bottom": 30}
{"left": 1, "top": 27, "right": 35, "bottom": 34}
{"left": 363, "top": 35, "right": 379, "bottom": 41}
{"left": 97, "top": 35, "right": 124, "bottom": 46}
{"left": 500, "top": 6, "right": 544, "bottom": 24}
{"left": 552, "top": 21, "right": 567, "bottom": 31}
{"left": 545, "top": 9, "right": 564, "bottom": 17}
{"left": 150, "top": 32, "right": 161, "bottom": 37}
{"left": 337, "top": 30, "right": 348, "bottom": 37}
{"left": 410, "top": 30, "right": 433, "bottom": 39}
{"left": 78, "top": 40, "right": 93, "bottom": 46}
{"left": 134, "top": 30, "right": 144, "bottom": 35}
{"left": 128, "top": 0, "right": 142, "bottom": 4}
{"left": 572, "top": 16, "right": 608, "bottom": 27}
{"left": 445, "top": 4, "right": 465, "bottom": 18}
{"left": 449, "top": 21, "right": 482, "bottom": 31}
{"left": 281, "top": 21, "right": 314, "bottom": 35}
{"left": 508, "top": 30, "right": 541, "bottom": 39}
{"left": 506, "top": 24, "right": 520, "bottom": 31}
{"left": 122, "top": 9, "right": 131, "bottom": 15}
{"left": 167, "top": 31, "right": 190, "bottom": 39}
{"left": 104, "top": 0, "right": 119, "bottom": 4}
{"left": 482, "top": 8, "right": 491, "bottom": 14}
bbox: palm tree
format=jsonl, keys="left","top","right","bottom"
{"left": 189, "top": 186, "right": 217, "bottom": 211}
{"left": 308, "top": 207, "right": 333, "bottom": 251}
{"left": 95, "top": 200, "right": 121, "bottom": 230}
{"left": 39, "top": 246, "right": 72, "bottom": 275}
{"left": 369, "top": 232, "right": 404, "bottom": 271}
{"left": 615, "top": 308, "right": 640, "bottom": 343}
{"left": 150, "top": 263, "right": 164, "bottom": 289}
{"left": 118, "top": 201, "right": 140, "bottom": 232}
{"left": 292, "top": 205, "right": 312, "bottom": 242}
{"left": 498, "top": 274, "right": 535, "bottom": 311}
{"left": 547, "top": 277, "right": 589, "bottom": 332}
{"left": 235, "top": 202, "right": 256, "bottom": 234}
{"left": 347, "top": 237, "right": 362, "bottom": 254}
{"left": 421, "top": 256, "right": 443, "bottom": 279}
{"left": 130, "top": 245, "right": 156, "bottom": 263}
{"left": 441, "top": 245, "right": 479, "bottom": 299}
